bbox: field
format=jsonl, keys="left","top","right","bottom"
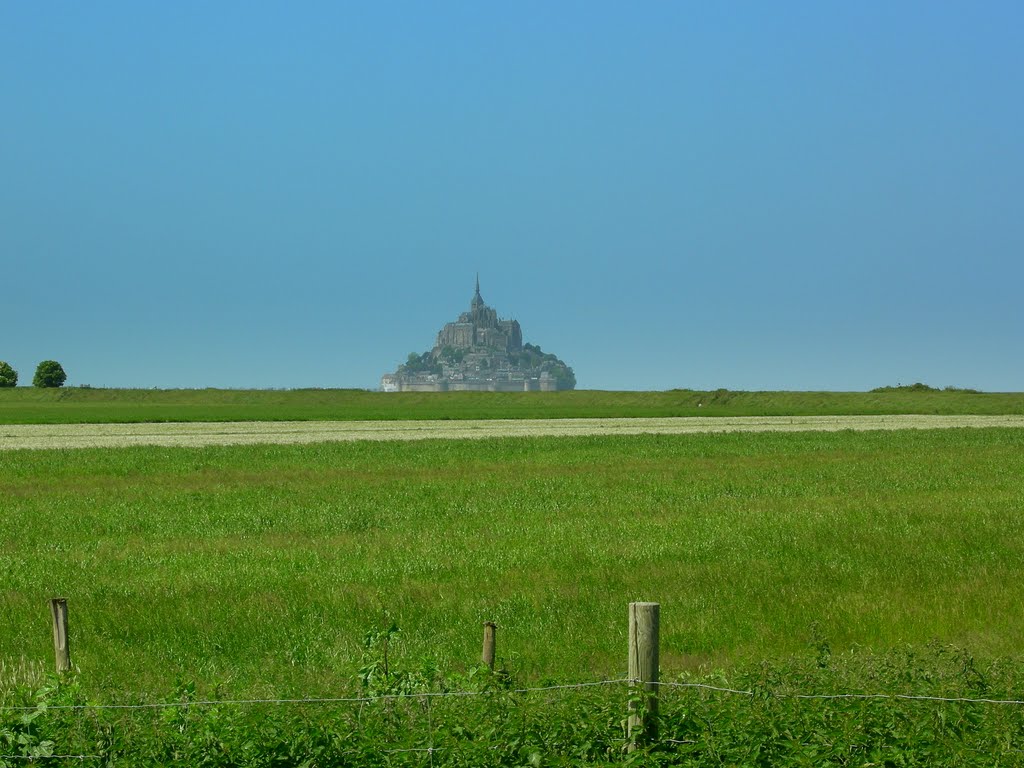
{"left": 5, "top": 396, "right": 1024, "bottom": 763}
{"left": 4, "top": 428, "right": 1024, "bottom": 687}
{"left": 2, "top": 385, "right": 1024, "bottom": 424}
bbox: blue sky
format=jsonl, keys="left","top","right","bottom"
{"left": 2, "top": 3, "right": 1021, "bottom": 391}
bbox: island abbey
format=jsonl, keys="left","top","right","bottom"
{"left": 381, "top": 277, "right": 575, "bottom": 392}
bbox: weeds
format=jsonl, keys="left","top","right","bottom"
{"left": 4, "top": 643, "right": 1024, "bottom": 766}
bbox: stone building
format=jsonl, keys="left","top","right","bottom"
{"left": 435, "top": 277, "right": 523, "bottom": 353}
{"left": 381, "top": 277, "right": 575, "bottom": 392}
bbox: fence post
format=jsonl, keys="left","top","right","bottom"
{"left": 628, "top": 601, "right": 659, "bottom": 749}
{"left": 482, "top": 622, "right": 497, "bottom": 670}
{"left": 49, "top": 598, "right": 71, "bottom": 673}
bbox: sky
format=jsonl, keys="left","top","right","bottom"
{"left": 2, "top": 2, "right": 1022, "bottom": 391}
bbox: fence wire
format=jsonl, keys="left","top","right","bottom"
{"left": 0, "top": 761, "right": 96, "bottom": 765}
{"left": 5, "top": 676, "right": 1024, "bottom": 714}
{"left": 656, "top": 680, "right": 1024, "bottom": 705}
{"left": 0, "top": 678, "right": 630, "bottom": 713}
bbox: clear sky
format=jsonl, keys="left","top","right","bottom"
{"left": 2, "top": 3, "right": 1021, "bottom": 391}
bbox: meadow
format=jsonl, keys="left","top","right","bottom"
{"left": 1, "top": 385, "right": 1023, "bottom": 424}
{"left": 5, "top": 422, "right": 1024, "bottom": 763}
{"left": 4, "top": 428, "right": 1024, "bottom": 693}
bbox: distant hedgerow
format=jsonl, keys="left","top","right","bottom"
{"left": 872, "top": 383, "right": 983, "bottom": 394}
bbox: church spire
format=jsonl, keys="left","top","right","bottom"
{"left": 472, "top": 272, "right": 483, "bottom": 308}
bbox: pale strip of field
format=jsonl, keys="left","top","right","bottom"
{"left": 1, "top": 414, "right": 1023, "bottom": 451}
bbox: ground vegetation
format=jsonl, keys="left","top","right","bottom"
{"left": 0, "top": 387, "right": 1022, "bottom": 425}
{"left": 4, "top": 413, "right": 1024, "bottom": 761}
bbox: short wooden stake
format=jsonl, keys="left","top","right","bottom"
{"left": 49, "top": 598, "right": 71, "bottom": 673}
{"left": 482, "top": 622, "right": 497, "bottom": 670}
{"left": 628, "top": 601, "right": 659, "bottom": 749}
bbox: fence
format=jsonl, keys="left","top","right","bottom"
{"left": 5, "top": 599, "right": 1024, "bottom": 765}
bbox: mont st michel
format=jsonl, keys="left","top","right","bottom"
{"left": 381, "top": 277, "right": 575, "bottom": 392}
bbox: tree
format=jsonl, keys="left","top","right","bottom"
{"left": 0, "top": 361, "right": 16, "bottom": 387}
{"left": 33, "top": 360, "right": 67, "bottom": 388}
{"left": 401, "top": 351, "right": 441, "bottom": 376}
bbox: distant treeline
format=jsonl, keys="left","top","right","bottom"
{"left": 870, "top": 382, "right": 982, "bottom": 394}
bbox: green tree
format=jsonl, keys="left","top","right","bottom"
{"left": 401, "top": 351, "right": 441, "bottom": 376}
{"left": 33, "top": 360, "right": 67, "bottom": 388}
{"left": 0, "top": 361, "right": 17, "bottom": 387}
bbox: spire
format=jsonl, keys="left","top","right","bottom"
{"left": 472, "top": 272, "right": 483, "bottom": 308}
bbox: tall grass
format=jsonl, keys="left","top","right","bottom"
{"left": 2, "top": 428, "right": 1023, "bottom": 701}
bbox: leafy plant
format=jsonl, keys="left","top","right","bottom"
{"left": 359, "top": 620, "right": 439, "bottom": 697}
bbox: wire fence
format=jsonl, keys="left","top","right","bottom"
{"left": 0, "top": 678, "right": 630, "bottom": 713}
{"left": 5, "top": 676, "right": 1024, "bottom": 764}
{"left": 657, "top": 680, "right": 1024, "bottom": 705}
{"left": 6, "top": 676, "right": 1024, "bottom": 714}
{"left": 10, "top": 600, "right": 1024, "bottom": 763}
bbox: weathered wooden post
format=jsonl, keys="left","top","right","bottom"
{"left": 49, "top": 598, "right": 71, "bottom": 673}
{"left": 482, "top": 622, "right": 497, "bottom": 670}
{"left": 628, "top": 601, "right": 659, "bottom": 749}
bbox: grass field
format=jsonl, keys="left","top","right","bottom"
{"left": 2, "top": 386, "right": 1023, "bottom": 424}
{"left": 6, "top": 419, "right": 1024, "bottom": 764}
{"left": 4, "top": 427, "right": 1024, "bottom": 702}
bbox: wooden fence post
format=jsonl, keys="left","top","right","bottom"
{"left": 628, "top": 601, "right": 659, "bottom": 749}
{"left": 482, "top": 622, "right": 497, "bottom": 670}
{"left": 49, "top": 598, "right": 71, "bottom": 673}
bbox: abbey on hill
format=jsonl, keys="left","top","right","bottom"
{"left": 381, "top": 277, "right": 576, "bottom": 392}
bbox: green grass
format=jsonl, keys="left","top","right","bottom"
{"left": 1, "top": 386, "right": 1023, "bottom": 424}
{"left": 3, "top": 428, "right": 1023, "bottom": 701}
{"left": 5, "top": 427, "right": 1024, "bottom": 764}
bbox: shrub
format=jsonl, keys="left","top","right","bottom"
{"left": 33, "top": 361, "right": 67, "bottom": 388}
{"left": 0, "top": 361, "right": 16, "bottom": 387}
